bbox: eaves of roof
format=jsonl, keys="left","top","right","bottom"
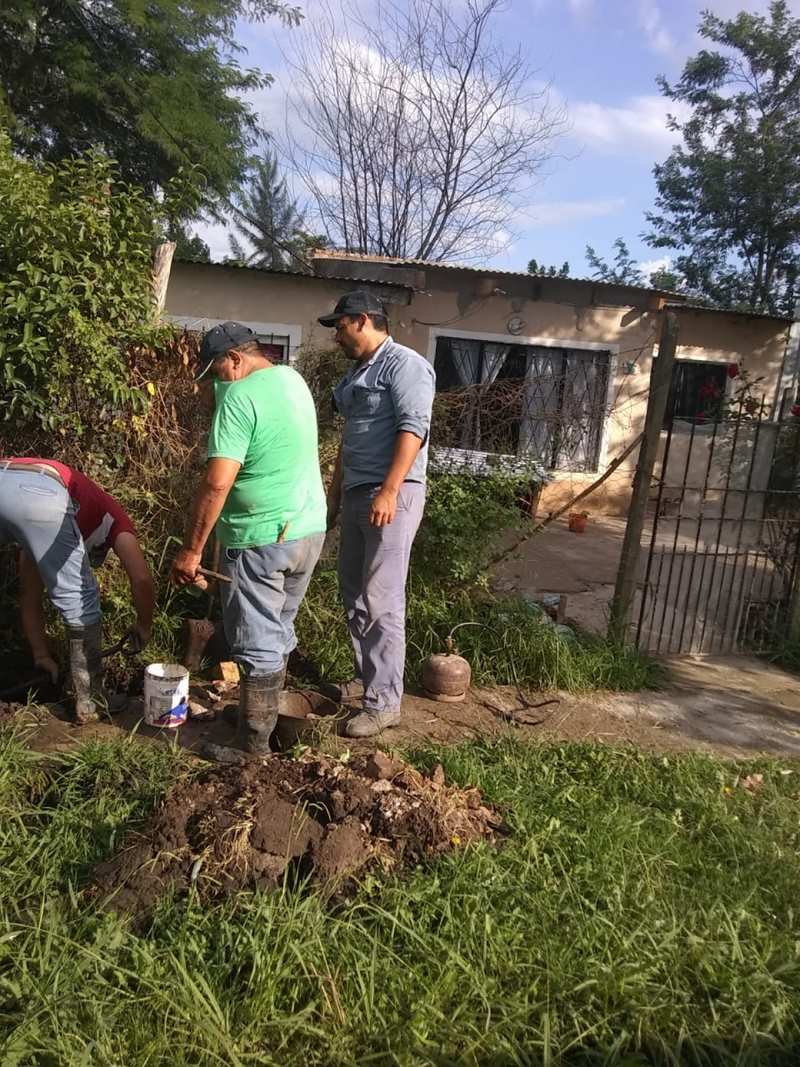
{"left": 667, "top": 300, "right": 794, "bottom": 324}
{"left": 310, "top": 250, "right": 681, "bottom": 299}
{"left": 174, "top": 257, "right": 413, "bottom": 290}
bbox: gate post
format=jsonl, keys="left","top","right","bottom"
{"left": 608, "top": 310, "right": 679, "bottom": 643}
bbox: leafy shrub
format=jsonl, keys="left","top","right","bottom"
{"left": 413, "top": 467, "right": 531, "bottom": 585}
{"left": 0, "top": 131, "right": 195, "bottom": 438}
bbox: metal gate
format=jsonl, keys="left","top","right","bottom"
{"left": 634, "top": 405, "right": 800, "bottom": 655}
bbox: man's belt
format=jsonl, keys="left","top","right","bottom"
{"left": 0, "top": 460, "right": 65, "bottom": 486}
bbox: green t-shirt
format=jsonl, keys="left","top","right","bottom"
{"left": 207, "top": 366, "right": 326, "bottom": 548}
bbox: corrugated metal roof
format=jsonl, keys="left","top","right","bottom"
{"left": 667, "top": 300, "right": 794, "bottom": 324}
{"left": 175, "top": 257, "right": 413, "bottom": 290}
{"left": 311, "top": 249, "right": 681, "bottom": 297}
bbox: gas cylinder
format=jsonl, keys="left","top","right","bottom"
{"left": 422, "top": 637, "right": 471, "bottom": 703}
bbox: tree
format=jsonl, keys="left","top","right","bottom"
{"left": 226, "top": 151, "right": 320, "bottom": 270}
{"left": 585, "top": 238, "right": 645, "bottom": 286}
{"left": 0, "top": 0, "right": 301, "bottom": 212}
{"left": 284, "top": 0, "right": 565, "bottom": 262}
{"left": 646, "top": 1, "right": 800, "bottom": 314}
{"left": 527, "top": 258, "right": 570, "bottom": 277}
{"left": 0, "top": 130, "right": 188, "bottom": 436}
{"left": 171, "top": 224, "right": 211, "bottom": 263}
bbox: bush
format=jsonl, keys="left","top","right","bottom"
{"left": 413, "top": 467, "right": 532, "bottom": 585}
{"left": 0, "top": 131, "right": 195, "bottom": 438}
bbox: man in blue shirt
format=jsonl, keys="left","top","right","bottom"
{"left": 321, "top": 291, "right": 436, "bottom": 737}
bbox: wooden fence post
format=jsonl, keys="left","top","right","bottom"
{"left": 608, "top": 309, "right": 679, "bottom": 643}
{"left": 152, "top": 240, "right": 176, "bottom": 318}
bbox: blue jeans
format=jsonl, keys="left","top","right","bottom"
{"left": 220, "top": 533, "right": 325, "bottom": 676}
{"left": 338, "top": 482, "right": 425, "bottom": 712}
{"left": 0, "top": 469, "right": 101, "bottom": 627}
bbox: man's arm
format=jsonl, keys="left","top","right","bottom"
{"left": 326, "top": 442, "right": 344, "bottom": 530}
{"left": 113, "top": 532, "right": 155, "bottom": 648}
{"left": 18, "top": 550, "right": 59, "bottom": 681}
{"left": 369, "top": 432, "right": 424, "bottom": 527}
{"left": 370, "top": 355, "right": 435, "bottom": 527}
{"left": 170, "top": 457, "right": 241, "bottom": 585}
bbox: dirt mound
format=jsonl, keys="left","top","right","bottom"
{"left": 91, "top": 749, "right": 506, "bottom": 917}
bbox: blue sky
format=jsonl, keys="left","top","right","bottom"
{"left": 199, "top": 0, "right": 794, "bottom": 279}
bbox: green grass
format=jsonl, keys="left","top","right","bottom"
{"left": 1, "top": 728, "right": 799, "bottom": 1064}
{"left": 297, "top": 564, "right": 661, "bottom": 693}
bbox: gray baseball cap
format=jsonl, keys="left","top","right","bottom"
{"left": 195, "top": 321, "right": 257, "bottom": 381}
{"left": 318, "top": 289, "right": 387, "bottom": 327}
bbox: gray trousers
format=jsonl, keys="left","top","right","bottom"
{"left": 338, "top": 482, "right": 425, "bottom": 712}
{"left": 221, "top": 533, "right": 325, "bottom": 676}
{"left": 0, "top": 469, "right": 101, "bottom": 627}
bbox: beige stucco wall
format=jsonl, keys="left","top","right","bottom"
{"left": 166, "top": 262, "right": 791, "bottom": 518}
{"left": 165, "top": 262, "right": 407, "bottom": 356}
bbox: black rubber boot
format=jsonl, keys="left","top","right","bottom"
{"left": 203, "top": 669, "right": 282, "bottom": 763}
{"left": 67, "top": 621, "right": 104, "bottom": 724}
{"left": 236, "top": 670, "right": 282, "bottom": 754}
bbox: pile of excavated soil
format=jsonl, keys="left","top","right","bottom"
{"left": 92, "top": 749, "right": 506, "bottom": 917}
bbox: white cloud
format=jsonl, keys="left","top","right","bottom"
{"left": 638, "top": 254, "right": 671, "bottom": 281}
{"left": 637, "top": 0, "right": 676, "bottom": 56}
{"left": 523, "top": 197, "right": 626, "bottom": 227}
{"left": 570, "top": 94, "right": 689, "bottom": 155}
{"left": 194, "top": 219, "right": 232, "bottom": 262}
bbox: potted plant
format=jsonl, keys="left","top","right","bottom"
{"left": 568, "top": 510, "right": 589, "bottom": 533}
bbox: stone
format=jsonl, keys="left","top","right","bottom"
{"left": 212, "top": 661, "right": 240, "bottom": 685}
{"left": 364, "top": 750, "right": 401, "bottom": 781}
{"left": 189, "top": 701, "right": 216, "bottom": 722}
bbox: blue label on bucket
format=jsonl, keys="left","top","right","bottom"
{"left": 153, "top": 697, "right": 188, "bottom": 728}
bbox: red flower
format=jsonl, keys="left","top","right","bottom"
{"left": 791, "top": 404, "right": 800, "bottom": 418}
{"left": 744, "top": 397, "right": 759, "bottom": 415}
{"left": 727, "top": 363, "right": 740, "bottom": 379}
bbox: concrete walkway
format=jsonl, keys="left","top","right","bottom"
{"left": 492, "top": 516, "right": 625, "bottom": 633}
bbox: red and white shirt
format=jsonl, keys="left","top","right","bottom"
{"left": 12, "top": 459, "right": 136, "bottom": 555}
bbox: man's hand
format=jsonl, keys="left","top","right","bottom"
{"left": 126, "top": 623, "right": 152, "bottom": 653}
{"left": 369, "top": 487, "right": 398, "bottom": 527}
{"left": 170, "top": 547, "right": 203, "bottom": 587}
{"left": 33, "top": 655, "right": 59, "bottom": 684}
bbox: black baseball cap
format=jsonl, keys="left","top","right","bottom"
{"left": 318, "top": 289, "right": 387, "bottom": 327}
{"left": 195, "top": 321, "right": 257, "bottom": 381}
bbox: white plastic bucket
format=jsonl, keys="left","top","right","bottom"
{"left": 143, "top": 663, "right": 189, "bottom": 728}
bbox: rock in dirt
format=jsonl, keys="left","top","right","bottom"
{"left": 90, "top": 749, "right": 506, "bottom": 919}
{"left": 188, "top": 700, "right": 216, "bottom": 722}
{"left": 364, "top": 749, "right": 401, "bottom": 781}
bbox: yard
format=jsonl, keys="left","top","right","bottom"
{"left": 1, "top": 718, "right": 799, "bottom": 1066}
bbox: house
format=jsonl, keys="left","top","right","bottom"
{"left": 165, "top": 252, "right": 798, "bottom": 516}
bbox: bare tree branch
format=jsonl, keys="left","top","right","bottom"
{"left": 282, "top": 0, "right": 565, "bottom": 262}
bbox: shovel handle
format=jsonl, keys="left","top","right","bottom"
{"left": 197, "top": 566, "right": 232, "bottom": 584}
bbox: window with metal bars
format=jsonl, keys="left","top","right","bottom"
{"left": 433, "top": 337, "right": 610, "bottom": 472}
{"left": 663, "top": 360, "right": 728, "bottom": 426}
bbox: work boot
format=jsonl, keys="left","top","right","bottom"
{"left": 236, "top": 671, "right": 282, "bottom": 754}
{"left": 203, "top": 669, "right": 283, "bottom": 763}
{"left": 67, "top": 621, "right": 104, "bottom": 724}
{"left": 319, "top": 678, "right": 365, "bottom": 704}
{"left": 344, "top": 707, "right": 401, "bottom": 738}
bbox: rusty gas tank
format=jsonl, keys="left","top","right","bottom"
{"left": 422, "top": 637, "right": 471, "bottom": 703}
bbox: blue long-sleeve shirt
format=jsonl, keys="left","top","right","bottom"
{"left": 332, "top": 336, "right": 436, "bottom": 491}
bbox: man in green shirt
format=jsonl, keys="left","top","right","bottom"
{"left": 171, "top": 322, "right": 326, "bottom": 756}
